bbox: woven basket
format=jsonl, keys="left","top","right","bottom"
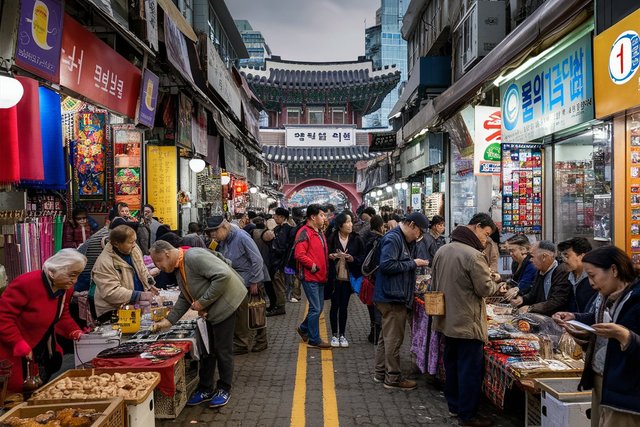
{"left": 424, "top": 291, "right": 445, "bottom": 316}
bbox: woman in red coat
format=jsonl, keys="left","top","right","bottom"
{"left": 0, "top": 249, "right": 86, "bottom": 393}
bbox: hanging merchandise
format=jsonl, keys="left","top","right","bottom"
{"left": 113, "top": 126, "right": 143, "bottom": 213}
{"left": 501, "top": 144, "right": 543, "bottom": 235}
{"left": 72, "top": 112, "right": 107, "bottom": 200}
{"left": 35, "top": 87, "right": 66, "bottom": 190}
{"left": 15, "top": 76, "right": 45, "bottom": 183}
{"left": 0, "top": 105, "right": 20, "bottom": 185}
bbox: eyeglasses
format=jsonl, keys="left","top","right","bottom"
{"left": 75, "top": 217, "right": 88, "bottom": 221}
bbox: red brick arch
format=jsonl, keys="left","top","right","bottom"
{"left": 283, "top": 179, "right": 362, "bottom": 209}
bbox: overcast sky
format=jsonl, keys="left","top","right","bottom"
{"left": 226, "top": 0, "right": 379, "bottom": 62}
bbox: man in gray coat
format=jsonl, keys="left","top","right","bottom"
{"left": 150, "top": 241, "right": 247, "bottom": 409}
{"left": 206, "top": 216, "right": 268, "bottom": 354}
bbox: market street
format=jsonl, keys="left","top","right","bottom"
{"left": 158, "top": 298, "right": 520, "bottom": 427}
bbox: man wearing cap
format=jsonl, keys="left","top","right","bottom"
{"left": 206, "top": 216, "right": 268, "bottom": 354}
{"left": 432, "top": 213, "right": 502, "bottom": 427}
{"left": 373, "top": 212, "right": 430, "bottom": 390}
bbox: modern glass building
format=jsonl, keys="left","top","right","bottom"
{"left": 364, "top": 0, "right": 408, "bottom": 129}
{"left": 235, "top": 20, "right": 272, "bottom": 68}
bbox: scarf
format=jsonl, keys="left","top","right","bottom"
{"left": 176, "top": 248, "right": 195, "bottom": 303}
{"left": 450, "top": 225, "right": 485, "bottom": 251}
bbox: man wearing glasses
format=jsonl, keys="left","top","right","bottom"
{"left": 557, "top": 237, "right": 597, "bottom": 313}
{"left": 510, "top": 240, "right": 571, "bottom": 316}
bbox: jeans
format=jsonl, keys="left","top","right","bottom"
{"left": 286, "top": 273, "right": 302, "bottom": 300}
{"left": 299, "top": 281, "right": 324, "bottom": 344}
{"left": 443, "top": 336, "right": 484, "bottom": 421}
{"left": 200, "top": 311, "right": 236, "bottom": 393}
{"left": 329, "top": 280, "right": 352, "bottom": 336}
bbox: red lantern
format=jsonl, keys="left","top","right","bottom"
{"left": 234, "top": 180, "right": 248, "bottom": 194}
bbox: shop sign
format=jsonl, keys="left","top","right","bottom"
{"left": 164, "top": 13, "right": 193, "bottom": 83}
{"left": 411, "top": 184, "right": 422, "bottom": 211}
{"left": 594, "top": 8, "right": 640, "bottom": 118}
{"left": 369, "top": 132, "right": 397, "bottom": 152}
{"left": 286, "top": 126, "right": 355, "bottom": 147}
{"left": 474, "top": 106, "right": 502, "bottom": 175}
{"left": 206, "top": 38, "right": 242, "bottom": 119}
{"left": 400, "top": 138, "right": 429, "bottom": 177}
{"left": 136, "top": 68, "right": 159, "bottom": 128}
{"left": 177, "top": 93, "right": 192, "bottom": 149}
{"left": 500, "top": 33, "right": 594, "bottom": 142}
{"left": 192, "top": 104, "right": 208, "bottom": 156}
{"left": 16, "top": 0, "right": 64, "bottom": 83}
{"left": 223, "top": 140, "right": 247, "bottom": 177}
{"left": 60, "top": 15, "right": 141, "bottom": 118}
{"left": 144, "top": 0, "right": 159, "bottom": 51}
{"left": 146, "top": 145, "right": 178, "bottom": 230}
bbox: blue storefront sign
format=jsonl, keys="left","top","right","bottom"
{"left": 500, "top": 32, "right": 594, "bottom": 143}
{"left": 136, "top": 69, "right": 159, "bottom": 128}
{"left": 15, "top": 0, "right": 64, "bottom": 83}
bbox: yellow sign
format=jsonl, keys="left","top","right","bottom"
{"left": 146, "top": 145, "right": 178, "bottom": 230}
{"left": 594, "top": 8, "right": 640, "bottom": 118}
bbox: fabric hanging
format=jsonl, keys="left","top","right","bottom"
{"left": 0, "top": 106, "right": 21, "bottom": 184}
{"left": 54, "top": 215, "right": 63, "bottom": 253}
{"left": 15, "top": 76, "right": 45, "bottom": 183}
{"left": 35, "top": 87, "right": 66, "bottom": 190}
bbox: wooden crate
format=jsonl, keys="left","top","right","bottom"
{"left": 0, "top": 398, "right": 125, "bottom": 427}
{"left": 29, "top": 369, "right": 159, "bottom": 406}
{"left": 154, "top": 357, "right": 187, "bottom": 419}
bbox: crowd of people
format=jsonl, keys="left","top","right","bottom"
{"left": 0, "top": 201, "right": 639, "bottom": 426}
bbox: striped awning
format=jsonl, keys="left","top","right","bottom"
{"left": 262, "top": 145, "right": 376, "bottom": 163}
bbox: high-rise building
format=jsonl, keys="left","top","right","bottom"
{"left": 235, "top": 20, "right": 272, "bottom": 68}
{"left": 364, "top": 0, "right": 408, "bottom": 129}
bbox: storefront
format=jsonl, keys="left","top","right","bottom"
{"left": 593, "top": 7, "right": 640, "bottom": 260}
{"left": 498, "top": 22, "right": 612, "bottom": 245}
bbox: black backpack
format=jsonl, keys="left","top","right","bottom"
{"left": 284, "top": 223, "right": 305, "bottom": 271}
{"left": 361, "top": 236, "right": 382, "bottom": 277}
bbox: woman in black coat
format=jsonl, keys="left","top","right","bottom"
{"left": 327, "top": 212, "right": 364, "bottom": 348}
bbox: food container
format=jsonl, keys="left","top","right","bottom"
{"left": 118, "top": 306, "right": 141, "bottom": 333}
{"left": 0, "top": 398, "right": 125, "bottom": 427}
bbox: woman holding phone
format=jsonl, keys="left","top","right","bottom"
{"left": 553, "top": 246, "right": 640, "bottom": 426}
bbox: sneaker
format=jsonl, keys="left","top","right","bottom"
{"left": 307, "top": 341, "right": 332, "bottom": 349}
{"left": 373, "top": 374, "right": 385, "bottom": 383}
{"left": 290, "top": 297, "right": 299, "bottom": 303}
{"left": 187, "top": 389, "right": 214, "bottom": 406}
{"left": 383, "top": 379, "right": 417, "bottom": 390}
{"left": 208, "top": 388, "right": 230, "bottom": 408}
{"left": 296, "top": 326, "right": 309, "bottom": 342}
{"left": 339, "top": 335, "right": 349, "bottom": 348}
{"left": 266, "top": 306, "right": 285, "bottom": 317}
{"left": 330, "top": 335, "right": 340, "bottom": 347}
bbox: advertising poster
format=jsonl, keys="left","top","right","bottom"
{"left": 146, "top": 145, "right": 178, "bottom": 229}
{"left": 474, "top": 106, "right": 501, "bottom": 175}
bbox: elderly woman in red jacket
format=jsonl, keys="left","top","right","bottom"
{"left": 0, "top": 249, "right": 86, "bottom": 393}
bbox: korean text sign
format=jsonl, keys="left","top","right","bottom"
{"left": 286, "top": 126, "right": 355, "bottom": 147}
{"left": 500, "top": 33, "right": 594, "bottom": 142}
{"left": 60, "top": 14, "right": 142, "bottom": 118}
{"left": 146, "top": 145, "right": 178, "bottom": 230}
{"left": 16, "top": 0, "right": 64, "bottom": 82}
{"left": 474, "top": 106, "right": 502, "bottom": 175}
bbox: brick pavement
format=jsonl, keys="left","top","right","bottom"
{"left": 158, "top": 295, "right": 522, "bottom": 426}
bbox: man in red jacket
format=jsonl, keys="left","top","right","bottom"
{"left": 294, "top": 204, "right": 331, "bottom": 349}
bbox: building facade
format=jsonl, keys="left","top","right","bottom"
{"left": 235, "top": 20, "right": 272, "bottom": 68}
{"left": 364, "top": 0, "right": 409, "bottom": 129}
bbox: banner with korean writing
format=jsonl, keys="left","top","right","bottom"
{"left": 500, "top": 32, "right": 594, "bottom": 143}
{"left": 286, "top": 126, "right": 355, "bottom": 147}
{"left": 369, "top": 131, "right": 397, "bottom": 152}
{"left": 136, "top": 68, "right": 159, "bottom": 128}
{"left": 146, "top": 145, "right": 178, "bottom": 229}
{"left": 474, "top": 106, "right": 502, "bottom": 175}
{"left": 206, "top": 38, "right": 242, "bottom": 119}
{"left": 60, "top": 14, "right": 142, "bottom": 118}
{"left": 16, "top": 0, "right": 64, "bottom": 82}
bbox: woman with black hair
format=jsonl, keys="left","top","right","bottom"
{"left": 554, "top": 246, "right": 640, "bottom": 426}
{"left": 327, "top": 212, "right": 364, "bottom": 347}
{"left": 505, "top": 234, "right": 538, "bottom": 294}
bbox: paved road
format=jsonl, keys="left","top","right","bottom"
{"left": 159, "top": 295, "right": 521, "bottom": 426}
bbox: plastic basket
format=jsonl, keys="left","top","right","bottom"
{"left": 0, "top": 398, "right": 125, "bottom": 427}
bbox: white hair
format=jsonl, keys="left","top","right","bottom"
{"left": 150, "top": 240, "right": 176, "bottom": 254}
{"left": 42, "top": 249, "right": 87, "bottom": 275}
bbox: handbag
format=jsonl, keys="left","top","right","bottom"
{"left": 359, "top": 276, "right": 375, "bottom": 305}
{"left": 336, "top": 257, "right": 349, "bottom": 282}
{"left": 349, "top": 273, "right": 363, "bottom": 294}
{"left": 424, "top": 276, "right": 445, "bottom": 316}
{"left": 248, "top": 294, "right": 267, "bottom": 330}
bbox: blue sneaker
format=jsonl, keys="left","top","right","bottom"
{"left": 187, "top": 389, "right": 214, "bottom": 406}
{"left": 209, "top": 388, "right": 230, "bottom": 408}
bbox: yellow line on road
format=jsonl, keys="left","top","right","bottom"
{"left": 319, "top": 311, "right": 339, "bottom": 426}
{"left": 291, "top": 305, "right": 308, "bottom": 427}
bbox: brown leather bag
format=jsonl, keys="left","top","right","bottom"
{"left": 248, "top": 294, "right": 267, "bottom": 329}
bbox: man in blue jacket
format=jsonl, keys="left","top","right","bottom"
{"left": 373, "top": 212, "right": 429, "bottom": 390}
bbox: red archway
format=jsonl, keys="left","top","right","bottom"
{"left": 283, "top": 179, "right": 362, "bottom": 209}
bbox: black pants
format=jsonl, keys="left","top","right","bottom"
{"left": 263, "top": 280, "right": 277, "bottom": 310}
{"left": 329, "top": 280, "right": 352, "bottom": 336}
{"left": 443, "top": 336, "right": 485, "bottom": 421}
{"left": 367, "top": 304, "right": 381, "bottom": 326}
{"left": 199, "top": 311, "right": 236, "bottom": 393}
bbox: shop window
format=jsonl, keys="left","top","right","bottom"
{"left": 308, "top": 107, "right": 324, "bottom": 125}
{"left": 449, "top": 143, "right": 476, "bottom": 227}
{"left": 332, "top": 108, "right": 345, "bottom": 125}
{"left": 553, "top": 124, "right": 612, "bottom": 245}
{"left": 287, "top": 108, "right": 301, "bottom": 125}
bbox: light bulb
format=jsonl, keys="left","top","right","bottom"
{"left": 250, "top": 187, "right": 258, "bottom": 194}
{"left": 0, "top": 75, "right": 24, "bottom": 109}
{"left": 376, "top": 190, "right": 382, "bottom": 196}
{"left": 220, "top": 174, "right": 231, "bottom": 185}
{"left": 386, "top": 186, "right": 392, "bottom": 193}
{"left": 394, "top": 183, "right": 402, "bottom": 190}
{"left": 401, "top": 182, "right": 409, "bottom": 190}
{"left": 188, "top": 158, "right": 206, "bottom": 173}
